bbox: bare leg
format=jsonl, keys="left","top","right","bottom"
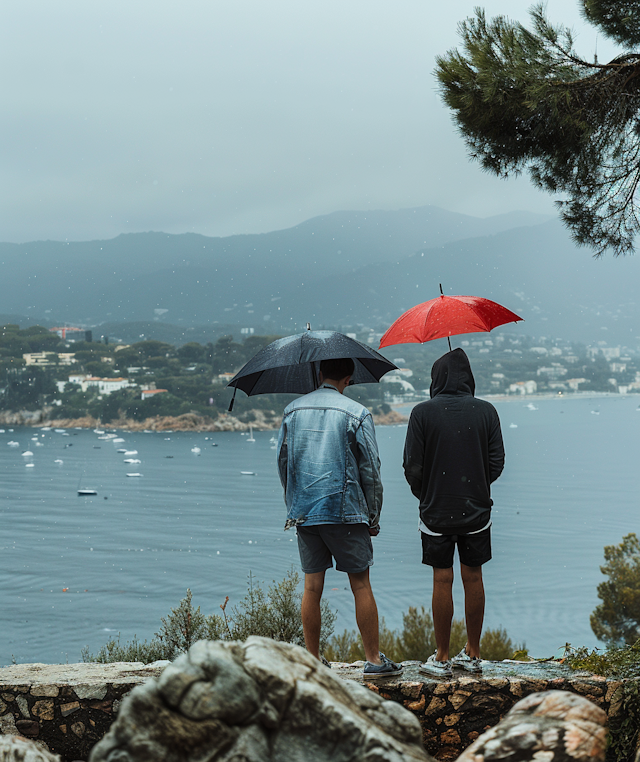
{"left": 348, "top": 569, "right": 382, "bottom": 665}
{"left": 301, "top": 571, "right": 325, "bottom": 659}
{"left": 460, "top": 563, "right": 485, "bottom": 659}
{"left": 432, "top": 566, "right": 454, "bottom": 661}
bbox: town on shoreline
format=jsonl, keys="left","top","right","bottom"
{"left": 1, "top": 324, "right": 638, "bottom": 431}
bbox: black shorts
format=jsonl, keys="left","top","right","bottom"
{"left": 421, "top": 527, "right": 491, "bottom": 569}
{"left": 297, "top": 524, "right": 373, "bottom": 574}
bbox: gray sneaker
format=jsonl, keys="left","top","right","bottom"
{"left": 451, "top": 647, "right": 482, "bottom": 673}
{"left": 419, "top": 653, "right": 453, "bottom": 678}
{"left": 363, "top": 652, "right": 403, "bottom": 678}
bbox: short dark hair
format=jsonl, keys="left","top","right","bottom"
{"left": 320, "top": 357, "right": 355, "bottom": 381}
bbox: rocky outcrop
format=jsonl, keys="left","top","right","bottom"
{"left": 5, "top": 405, "right": 407, "bottom": 432}
{"left": 0, "top": 410, "right": 47, "bottom": 426}
{"left": 89, "top": 637, "right": 428, "bottom": 762}
{"left": 0, "top": 653, "right": 624, "bottom": 762}
{"left": 0, "top": 735, "right": 60, "bottom": 761}
{"left": 457, "top": 690, "right": 607, "bottom": 762}
{"left": 43, "top": 409, "right": 280, "bottom": 432}
{"left": 372, "top": 410, "right": 408, "bottom": 426}
{"left": 335, "top": 661, "right": 622, "bottom": 760}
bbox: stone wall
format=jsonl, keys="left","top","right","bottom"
{"left": 333, "top": 661, "right": 628, "bottom": 761}
{"left": 0, "top": 659, "right": 634, "bottom": 762}
{"left": 0, "top": 662, "right": 167, "bottom": 761}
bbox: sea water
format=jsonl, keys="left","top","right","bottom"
{"left": 0, "top": 394, "right": 638, "bottom": 665}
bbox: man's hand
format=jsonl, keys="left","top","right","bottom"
{"left": 368, "top": 525, "right": 380, "bottom": 537}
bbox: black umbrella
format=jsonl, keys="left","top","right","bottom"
{"left": 226, "top": 329, "right": 397, "bottom": 410}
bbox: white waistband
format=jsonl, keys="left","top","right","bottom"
{"left": 419, "top": 518, "right": 492, "bottom": 537}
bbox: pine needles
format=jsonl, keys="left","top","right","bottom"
{"left": 436, "top": 3, "right": 640, "bottom": 256}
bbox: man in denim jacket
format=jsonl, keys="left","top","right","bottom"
{"left": 277, "top": 357, "right": 401, "bottom": 676}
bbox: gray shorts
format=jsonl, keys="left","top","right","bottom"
{"left": 296, "top": 523, "right": 373, "bottom": 574}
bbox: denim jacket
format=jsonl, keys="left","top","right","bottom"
{"left": 277, "top": 385, "right": 383, "bottom": 529}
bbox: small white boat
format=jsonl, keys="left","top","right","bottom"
{"left": 31, "top": 437, "right": 38, "bottom": 441}
{"left": 41, "top": 427, "right": 51, "bottom": 431}
{"left": 78, "top": 488, "right": 97, "bottom": 495}
{"left": 94, "top": 429, "right": 105, "bottom": 434}
{"left": 21, "top": 450, "right": 34, "bottom": 457}
{"left": 113, "top": 438, "right": 125, "bottom": 443}
{"left": 0, "top": 429, "right": 5, "bottom": 433}
{"left": 509, "top": 423, "right": 518, "bottom": 429}
{"left": 25, "top": 463, "right": 35, "bottom": 468}
{"left": 124, "top": 458, "right": 141, "bottom": 464}
{"left": 247, "top": 425, "right": 256, "bottom": 443}
{"left": 117, "top": 448, "right": 127, "bottom": 453}
{"left": 241, "top": 471, "right": 256, "bottom": 476}
{"left": 591, "top": 410, "right": 600, "bottom": 415}
{"left": 191, "top": 446, "right": 201, "bottom": 454}
{"left": 126, "top": 472, "right": 142, "bottom": 477}
{"left": 124, "top": 450, "right": 138, "bottom": 456}
{"left": 526, "top": 403, "right": 538, "bottom": 411}
{"left": 7, "top": 441, "right": 19, "bottom": 447}
{"left": 54, "top": 428, "right": 66, "bottom": 433}
{"left": 54, "top": 459, "right": 64, "bottom": 464}
{"left": 35, "top": 442, "right": 44, "bottom": 447}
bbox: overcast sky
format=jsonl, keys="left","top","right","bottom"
{"left": 0, "top": 1, "right": 621, "bottom": 242}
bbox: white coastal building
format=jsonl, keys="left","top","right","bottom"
{"left": 58, "top": 375, "right": 133, "bottom": 395}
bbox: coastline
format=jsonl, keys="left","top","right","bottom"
{"left": 393, "top": 390, "right": 639, "bottom": 416}
{"left": 0, "top": 407, "right": 409, "bottom": 432}
{"left": 0, "top": 392, "right": 635, "bottom": 432}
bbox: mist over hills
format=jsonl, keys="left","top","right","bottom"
{"left": 287, "top": 220, "right": 640, "bottom": 346}
{"left": 0, "top": 206, "right": 547, "bottom": 325}
{"left": 2, "top": 204, "right": 638, "bottom": 347}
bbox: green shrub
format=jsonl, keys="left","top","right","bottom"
{"left": 83, "top": 570, "right": 336, "bottom": 663}
{"left": 81, "top": 635, "right": 173, "bottom": 664}
{"left": 324, "top": 608, "right": 521, "bottom": 663}
{"left": 591, "top": 533, "right": 640, "bottom": 647}
{"left": 208, "top": 570, "right": 336, "bottom": 652}
{"left": 564, "top": 639, "right": 640, "bottom": 678}
{"left": 565, "top": 641, "right": 640, "bottom": 762}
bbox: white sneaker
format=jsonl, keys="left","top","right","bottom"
{"left": 451, "top": 647, "right": 482, "bottom": 673}
{"left": 419, "top": 653, "right": 453, "bottom": 678}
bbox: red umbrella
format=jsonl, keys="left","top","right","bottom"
{"left": 379, "top": 287, "right": 523, "bottom": 350}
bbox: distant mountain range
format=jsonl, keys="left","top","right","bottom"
{"left": 2, "top": 205, "right": 639, "bottom": 346}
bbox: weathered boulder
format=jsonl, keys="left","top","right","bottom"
{"left": 457, "top": 690, "right": 608, "bottom": 762}
{"left": 88, "top": 637, "right": 430, "bottom": 762}
{"left": 0, "top": 735, "right": 60, "bottom": 762}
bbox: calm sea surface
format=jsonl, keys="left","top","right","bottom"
{"left": 1, "top": 394, "right": 639, "bottom": 665}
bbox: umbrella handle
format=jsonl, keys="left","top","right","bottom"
{"left": 228, "top": 387, "right": 237, "bottom": 412}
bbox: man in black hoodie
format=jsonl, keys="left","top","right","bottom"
{"left": 403, "top": 348, "right": 504, "bottom": 677}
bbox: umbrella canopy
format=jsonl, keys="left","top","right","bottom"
{"left": 228, "top": 330, "right": 397, "bottom": 399}
{"left": 379, "top": 294, "right": 523, "bottom": 349}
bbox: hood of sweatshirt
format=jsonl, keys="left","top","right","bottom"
{"left": 429, "top": 348, "right": 475, "bottom": 398}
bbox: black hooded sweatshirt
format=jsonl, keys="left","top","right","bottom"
{"left": 403, "top": 348, "right": 504, "bottom": 534}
